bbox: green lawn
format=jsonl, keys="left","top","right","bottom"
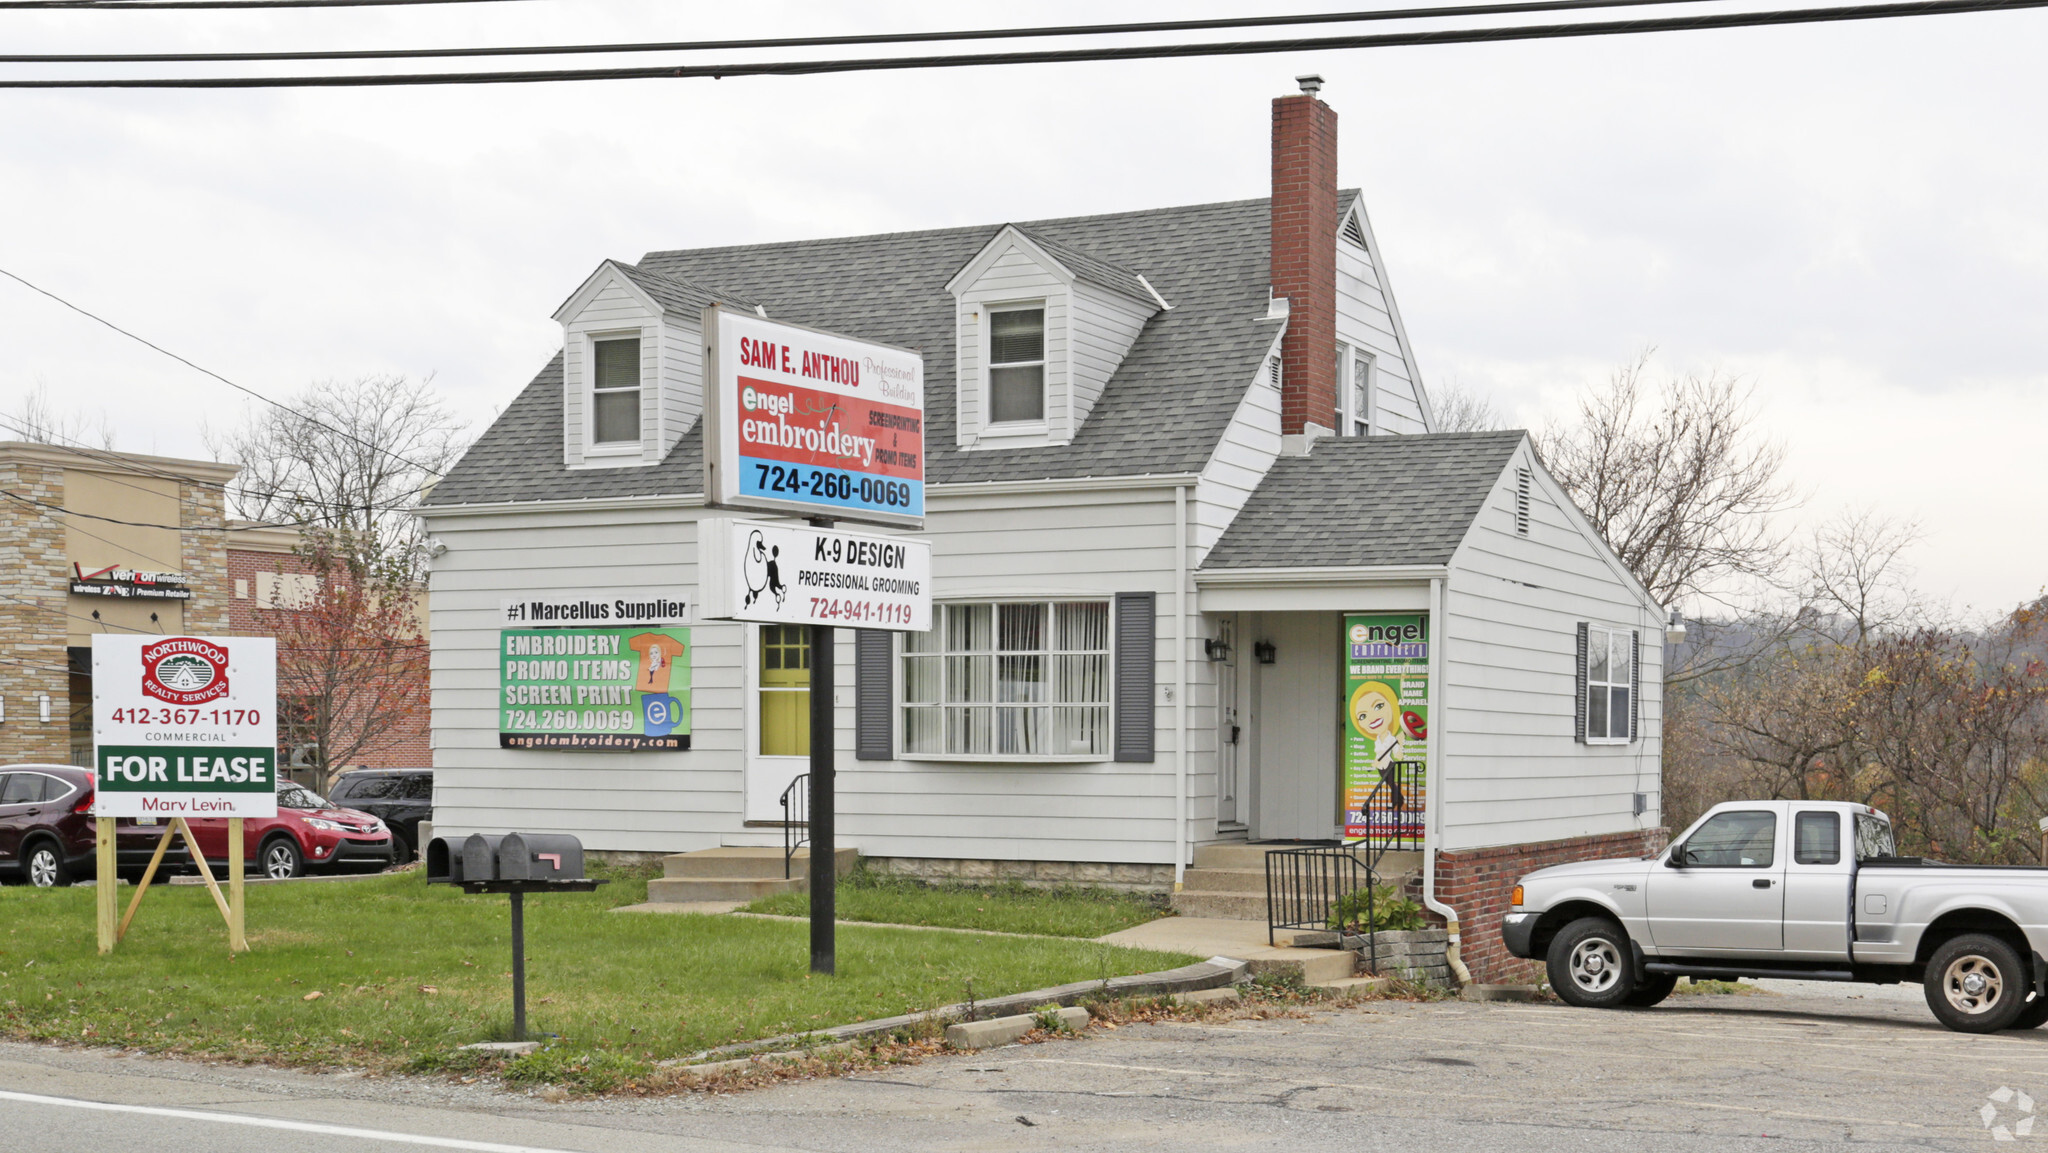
{"left": 740, "top": 872, "right": 1170, "bottom": 938}
{"left": 0, "top": 865, "right": 1193, "bottom": 1076}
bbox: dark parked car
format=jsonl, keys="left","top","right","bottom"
{"left": 327, "top": 769, "right": 432, "bottom": 860}
{"left": 0, "top": 765, "right": 95, "bottom": 887}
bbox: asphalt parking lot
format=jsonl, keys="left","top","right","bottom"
{"left": 2, "top": 981, "right": 2038, "bottom": 1152}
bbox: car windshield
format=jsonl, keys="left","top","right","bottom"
{"left": 279, "top": 786, "right": 328, "bottom": 810}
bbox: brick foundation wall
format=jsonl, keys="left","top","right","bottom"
{"left": 1436, "top": 828, "right": 1669, "bottom": 984}
{"left": 867, "top": 856, "right": 1176, "bottom": 894}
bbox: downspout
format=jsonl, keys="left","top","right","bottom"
{"left": 1421, "top": 575, "right": 1474, "bottom": 989}
{"left": 1174, "top": 483, "right": 1190, "bottom": 889}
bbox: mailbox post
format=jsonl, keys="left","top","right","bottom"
{"left": 428, "top": 832, "right": 601, "bottom": 1041}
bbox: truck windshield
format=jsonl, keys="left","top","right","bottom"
{"left": 1854, "top": 813, "right": 1897, "bottom": 860}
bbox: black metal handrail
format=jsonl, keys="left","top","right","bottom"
{"left": 1265, "top": 844, "right": 1371, "bottom": 947}
{"left": 780, "top": 773, "right": 809, "bottom": 880}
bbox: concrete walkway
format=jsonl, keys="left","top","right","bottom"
{"left": 1096, "top": 916, "right": 1352, "bottom": 978}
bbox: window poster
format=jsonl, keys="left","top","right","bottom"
{"left": 499, "top": 626, "right": 691, "bottom": 750}
{"left": 1341, "top": 613, "right": 1429, "bottom": 844}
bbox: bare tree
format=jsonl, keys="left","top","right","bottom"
{"left": 1798, "top": 510, "right": 1925, "bottom": 648}
{"left": 1428, "top": 378, "right": 1506, "bottom": 433}
{"left": 1537, "top": 353, "right": 1794, "bottom": 608}
{"left": 206, "top": 374, "right": 468, "bottom": 576}
{"left": 7, "top": 383, "right": 116, "bottom": 448}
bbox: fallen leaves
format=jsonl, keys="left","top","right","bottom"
{"left": 302, "top": 991, "right": 323, "bottom": 1002}
{"left": 419, "top": 986, "right": 439, "bottom": 995}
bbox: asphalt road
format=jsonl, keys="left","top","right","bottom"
{"left": 3, "top": 981, "right": 2039, "bottom": 1152}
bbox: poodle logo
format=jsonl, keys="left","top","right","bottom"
{"left": 140, "top": 637, "right": 232, "bottom": 705}
{"left": 741, "top": 528, "right": 788, "bottom": 611}
{"left": 1984, "top": 1087, "right": 2036, "bottom": 1141}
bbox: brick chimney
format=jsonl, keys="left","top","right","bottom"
{"left": 1271, "top": 75, "right": 1339, "bottom": 437}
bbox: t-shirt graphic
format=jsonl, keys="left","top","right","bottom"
{"left": 628, "top": 633, "right": 687, "bottom": 693}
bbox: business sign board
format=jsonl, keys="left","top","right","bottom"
{"left": 499, "top": 627, "right": 691, "bottom": 750}
{"left": 499, "top": 589, "right": 692, "bottom": 628}
{"left": 71, "top": 562, "right": 193, "bottom": 601}
{"left": 1340, "top": 613, "right": 1429, "bottom": 844}
{"left": 700, "top": 518, "right": 931, "bottom": 632}
{"left": 702, "top": 305, "right": 925, "bottom": 528}
{"left": 91, "top": 635, "right": 278, "bottom": 818}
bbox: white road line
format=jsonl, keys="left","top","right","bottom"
{"left": 0, "top": 1089, "right": 583, "bottom": 1153}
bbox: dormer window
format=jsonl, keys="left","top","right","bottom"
{"left": 988, "top": 306, "right": 1046, "bottom": 424}
{"left": 591, "top": 336, "right": 642, "bottom": 446}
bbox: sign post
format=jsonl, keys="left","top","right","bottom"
{"left": 702, "top": 306, "right": 927, "bottom": 975}
{"left": 90, "top": 635, "right": 277, "bottom": 955}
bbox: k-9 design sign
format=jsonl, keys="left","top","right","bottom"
{"left": 92, "top": 634, "right": 278, "bottom": 818}
{"left": 701, "top": 518, "right": 932, "bottom": 632}
{"left": 702, "top": 305, "right": 925, "bottom": 528}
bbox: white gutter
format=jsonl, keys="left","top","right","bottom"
{"left": 1174, "top": 482, "right": 1190, "bottom": 889}
{"left": 1421, "top": 575, "right": 1473, "bottom": 989}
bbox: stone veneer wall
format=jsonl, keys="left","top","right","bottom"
{"left": 0, "top": 458, "right": 71, "bottom": 762}
{"left": 865, "top": 856, "right": 1176, "bottom": 893}
{"left": 1433, "top": 827, "right": 1669, "bottom": 985}
{"left": 178, "top": 481, "right": 231, "bottom": 634}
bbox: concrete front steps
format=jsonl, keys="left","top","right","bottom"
{"left": 645, "top": 846, "right": 858, "bottom": 904}
{"left": 1170, "top": 843, "right": 1424, "bottom": 922}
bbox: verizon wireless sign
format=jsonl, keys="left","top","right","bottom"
{"left": 700, "top": 518, "right": 931, "bottom": 632}
{"left": 92, "top": 635, "right": 278, "bottom": 818}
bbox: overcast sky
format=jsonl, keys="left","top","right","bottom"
{"left": 0, "top": 0, "right": 2040, "bottom": 615}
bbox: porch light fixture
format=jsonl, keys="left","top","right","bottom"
{"left": 1203, "top": 637, "right": 1232, "bottom": 662}
{"left": 1254, "top": 640, "right": 1277, "bottom": 665}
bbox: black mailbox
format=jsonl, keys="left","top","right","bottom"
{"left": 426, "top": 835, "right": 473, "bottom": 884}
{"left": 496, "top": 832, "right": 585, "bottom": 881}
{"left": 461, "top": 833, "right": 509, "bottom": 883}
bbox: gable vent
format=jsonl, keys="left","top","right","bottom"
{"left": 1514, "top": 468, "right": 1532, "bottom": 536}
{"left": 1268, "top": 356, "right": 1283, "bottom": 390}
{"left": 1341, "top": 212, "right": 1369, "bottom": 249}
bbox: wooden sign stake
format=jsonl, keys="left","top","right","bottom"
{"left": 97, "top": 817, "right": 250, "bottom": 955}
{"left": 94, "top": 817, "right": 116, "bottom": 955}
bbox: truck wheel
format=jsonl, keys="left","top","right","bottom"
{"left": 1547, "top": 917, "right": 1638, "bottom": 1008}
{"left": 2008, "top": 995, "right": 2048, "bottom": 1030}
{"left": 1624, "top": 973, "right": 1679, "bottom": 1008}
{"left": 1925, "top": 934, "right": 2027, "bottom": 1033}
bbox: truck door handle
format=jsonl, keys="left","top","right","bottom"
{"left": 1753, "top": 879, "right": 1773, "bottom": 889}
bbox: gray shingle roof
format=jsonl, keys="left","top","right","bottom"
{"left": 1011, "top": 226, "right": 1158, "bottom": 307}
{"left": 1200, "top": 431, "right": 1528, "bottom": 570}
{"left": 611, "top": 261, "right": 763, "bottom": 315}
{"left": 426, "top": 195, "right": 1316, "bottom": 507}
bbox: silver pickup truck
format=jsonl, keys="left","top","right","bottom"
{"left": 1501, "top": 799, "right": 2048, "bottom": 1033}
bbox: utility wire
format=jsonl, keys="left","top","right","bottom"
{"left": 0, "top": 0, "right": 1727, "bottom": 63}
{"left": 0, "top": 0, "right": 534, "bottom": 9}
{"left": 0, "top": 267, "right": 450, "bottom": 485}
{"left": 0, "top": 0, "right": 2036, "bottom": 86}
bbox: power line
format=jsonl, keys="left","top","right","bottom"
{"left": 0, "top": 0, "right": 2035, "bottom": 86}
{"left": 0, "top": 0, "right": 1726, "bottom": 63}
{"left": 0, "top": 267, "right": 451, "bottom": 487}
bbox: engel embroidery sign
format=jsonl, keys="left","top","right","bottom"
{"left": 702, "top": 305, "right": 925, "bottom": 528}
{"left": 92, "top": 634, "right": 279, "bottom": 819}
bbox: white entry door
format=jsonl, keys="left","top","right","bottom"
{"left": 744, "top": 624, "right": 811, "bottom": 824}
{"left": 1252, "top": 613, "right": 1341, "bottom": 841}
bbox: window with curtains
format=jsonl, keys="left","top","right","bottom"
{"left": 591, "top": 336, "right": 642, "bottom": 445}
{"left": 901, "top": 601, "right": 1112, "bottom": 758}
{"left": 987, "top": 306, "right": 1047, "bottom": 424}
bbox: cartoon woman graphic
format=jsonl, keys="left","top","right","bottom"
{"left": 1349, "top": 681, "right": 1403, "bottom": 774}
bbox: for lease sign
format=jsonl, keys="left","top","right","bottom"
{"left": 702, "top": 305, "right": 925, "bottom": 528}
{"left": 92, "top": 634, "right": 278, "bottom": 818}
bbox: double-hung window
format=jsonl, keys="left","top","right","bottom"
{"left": 1348, "top": 350, "right": 1374, "bottom": 436}
{"left": 901, "top": 601, "right": 1110, "bottom": 757}
{"left": 1580, "top": 624, "right": 1637, "bottom": 743}
{"left": 591, "top": 336, "right": 642, "bottom": 446}
{"left": 987, "top": 307, "right": 1046, "bottom": 424}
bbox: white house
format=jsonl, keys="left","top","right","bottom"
{"left": 418, "top": 80, "right": 1667, "bottom": 981}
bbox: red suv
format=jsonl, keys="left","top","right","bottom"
{"left": 0, "top": 765, "right": 96, "bottom": 887}
{"left": 178, "top": 781, "right": 397, "bottom": 879}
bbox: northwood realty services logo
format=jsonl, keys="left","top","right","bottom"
{"left": 140, "top": 637, "right": 231, "bottom": 705}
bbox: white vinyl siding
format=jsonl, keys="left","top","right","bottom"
{"left": 1067, "top": 282, "right": 1154, "bottom": 435}
{"left": 422, "top": 479, "right": 1214, "bottom": 866}
{"left": 1191, "top": 326, "right": 1286, "bottom": 561}
{"left": 557, "top": 265, "right": 699, "bottom": 469}
{"left": 1438, "top": 443, "right": 1663, "bottom": 851}
{"left": 1335, "top": 203, "right": 1431, "bottom": 435}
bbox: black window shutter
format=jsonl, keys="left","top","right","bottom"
{"left": 1114, "top": 592, "right": 1156, "bottom": 763}
{"left": 1573, "top": 622, "right": 1589, "bottom": 744}
{"left": 854, "top": 629, "right": 893, "bottom": 761}
{"left": 1629, "top": 629, "right": 1641, "bottom": 743}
